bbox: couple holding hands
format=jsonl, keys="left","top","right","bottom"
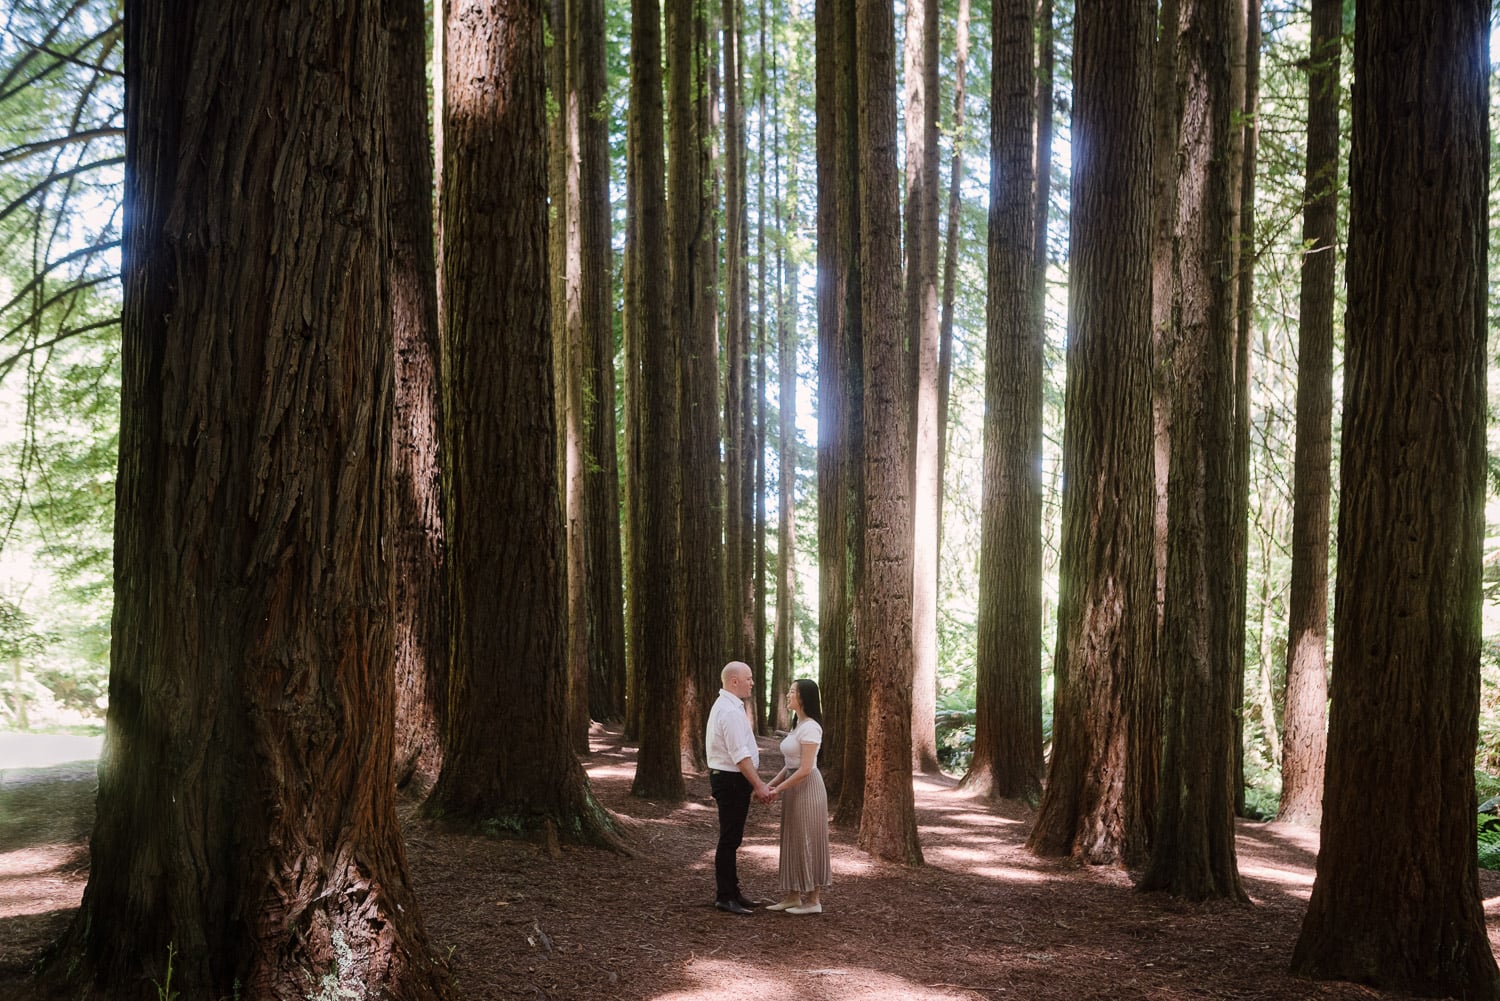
{"left": 706, "top": 661, "right": 831, "bottom": 917}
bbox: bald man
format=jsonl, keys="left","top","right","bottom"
{"left": 705, "top": 660, "right": 772, "bottom": 914}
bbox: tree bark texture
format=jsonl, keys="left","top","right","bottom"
{"left": 63, "top": 2, "right": 447, "bottom": 996}
{"left": 1026, "top": 0, "right": 1157, "bottom": 867}
{"left": 1138, "top": 0, "right": 1247, "bottom": 901}
{"left": 935, "top": 0, "right": 973, "bottom": 521}
{"left": 428, "top": 0, "right": 616, "bottom": 847}
{"left": 1149, "top": 0, "right": 1181, "bottom": 646}
{"left": 576, "top": 0, "right": 626, "bottom": 725}
{"left": 622, "top": 59, "right": 645, "bottom": 741}
{"left": 628, "top": 0, "right": 686, "bottom": 801}
{"left": 1277, "top": 0, "right": 1338, "bottom": 829}
{"left": 966, "top": 0, "right": 1040, "bottom": 803}
{"left": 854, "top": 0, "right": 922, "bottom": 866}
{"left": 388, "top": 0, "right": 448, "bottom": 797}
{"left": 773, "top": 258, "right": 800, "bottom": 733}
{"left": 903, "top": 0, "right": 941, "bottom": 776}
{"left": 723, "top": 0, "right": 749, "bottom": 678}
{"left": 1290, "top": 2, "right": 1498, "bottom": 994}
{"left": 1230, "top": 0, "right": 1257, "bottom": 818}
{"left": 815, "top": 0, "right": 865, "bottom": 816}
{"left": 672, "top": 0, "right": 725, "bottom": 763}
{"left": 560, "top": 0, "right": 593, "bottom": 757}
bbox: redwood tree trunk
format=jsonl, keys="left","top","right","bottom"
{"left": 388, "top": 0, "right": 447, "bottom": 796}
{"left": 628, "top": 0, "right": 685, "bottom": 801}
{"left": 1138, "top": 0, "right": 1246, "bottom": 902}
{"left": 59, "top": 2, "right": 447, "bottom": 996}
{"left": 966, "top": 0, "right": 1040, "bottom": 803}
{"left": 1026, "top": 0, "right": 1156, "bottom": 866}
{"left": 1289, "top": 2, "right": 1498, "bottom": 994}
{"left": 427, "top": 0, "right": 617, "bottom": 846}
{"left": 1277, "top": 0, "right": 1339, "bottom": 829}
{"left": 673, "top": 0, "right": 725, "bottom": 763}
{"left": 903, "top": 0, "right": 941, "bottom": 776}
{"left": 815, "top": 0, "right": 863, "bottom": 812}
{"left": 578, "top": 0, "right": 626, "bottom": 724}
{"left": 855, "top": 0, "right": 922, "bottom": 866}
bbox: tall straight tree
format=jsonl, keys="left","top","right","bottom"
{"left": 1027, "top": 0, "right": 1156, "bottom": 865}
{"left": 622, "top": 102, "right": 645, "bottom": 742}
{"left": 935, "top": 0, "right": 973, "bottom": 502}
{"left": 903, "top": 0, "right": 941, "bottom": 775}
{"left": 1229, "top": 0, "right": 1258, "bottom": 817}
{"left": 55, "top": 1, "right": 447, "bottom": 995}
{"left": 1138, "top": 0, "right": 1246, "bottom": 901}
{"left": 965, "top": 0, "right": 1039, "bottom": 802}
{"left": 672, "top": 0, "right": 725, "bottom": 759}
{"left": 855, "top": 0, "right": 922, "bottom": 865}
{"left": 723, "top": 0, "right": 752, "bottom": 681}
{"left": 559, "top": 0, "right": 592, "bottom": 755}
{"left": 1277, "top": 0, "right": 1339, "bottom": 828}
{"left": 428, "top": 0, "right": 617, "bottom": 845}
{"left": 1149, "top": 0, "right": 1180, "bottom": 641}
{"left": 576, "top": 0, "right": 626, "bottom": 724}
{"left": 389, "top": 0, "right": 447, "bottom": 795}
{"left": 1290, "top": 1, "right": 1498, "bottom": 994}
{"left": 628, "top": 0, "right": 685, "bottom": 800}
{"left": 815, "top": 0, "right": 865, "bottom": 815}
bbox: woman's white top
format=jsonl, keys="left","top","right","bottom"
{"left": 780, "top": 719, "right": 823, "bottom": 770}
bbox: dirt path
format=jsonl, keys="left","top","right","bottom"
{"left": 4, "top": 726, "right": 1498, "bottom": 999}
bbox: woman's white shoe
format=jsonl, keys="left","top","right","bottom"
{"left": 765, "top": 899, "right": 799, "bottom": 911}
{"left": 785, "top": 903, "right": 823, "bottom": 915}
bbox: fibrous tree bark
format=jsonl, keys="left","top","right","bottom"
{"left": 388, "top": 0, "right": 447, "bottom": 796}
{"left": 1290, "top": 2, "right": 1498, "bottom": 994}
{"left": 1277, "top": 0, "right": 1339, "bottom": 829}
{"left": 965, "top": 0, "right": 1040, "bottom": 803}
{"left": 1138, "top": 0, "right": 1247, "bottom": 901}
{"left": 628, "top": 0, "right": 685, "bottom": 801}
{"left": 672, "top": 0, "right": 725, "bottom": 764}
{"left": 577, "top": 0, "right": 626, "bottom": 725}
{"left": 935, "top": 0, "right": 973, "bottom": 509}
{"left": 854, "top": 0, "right": 922, "bottom": 866}
{"left": 1027, "top": 0, "right": 1157, "bottom": 866}
{"left": 427, "top": 0, "right": 617, "bottom": 847}
{"left": 57, "top": 2, "right": 448, "bottom": 995}
{"left": 815, "top": 0, "right": 865, "bottom": 820}
{"left": 903, "top": 0, "right": 941, "bottom": 776}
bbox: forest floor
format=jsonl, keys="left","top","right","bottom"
{"left": 4, "top": 725, "right": 1500, "bottom": 1000}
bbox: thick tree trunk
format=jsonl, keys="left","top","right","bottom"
{"left": 1138, "top": 0, "right": 1247, "bottom": 901}
{"left": 622, "top": 71, "right": 645, "bottom": 741}
{"left": 59, "top": 3, "right": 447, "bottom": 996}
{"left": 1149, "top": 0, "right": 1180, "bottom": 646}
{"left": 1290, "top": 2, "right": 1499, "bottom": 994}
{"left": 965, "top": 0, "right": 1040, "bottom": 803}
{"left": 904, "top": 0, "right": 941, "bottom": 776}
{"left": 1026, "top": 0, "right": 1156, "bottom": 866}
{"left": 815, "top": 0, "right": 863, "bottom": 813}
{"left": 1230, "top": 0, "right": 1258, "bottom": 818}
{"left": 560, "top": 0, "right": 592, "bottom": 756}
{"left": 673, "top": 0, "right": 725, "bottom": 763}
{"left": 855, "top": 0, "right": 922, "bottom": 866}
{"left": 388, "top": 0, "right": 447, "bottom": 796}
{"left": 723, "top": 0, "right": 750, "bottom": 678}
{"left": 578, "top": 0, "right": 626, "bottom": 725}
{"left": 1277, "top": 0, "right": 1339, "bottom": 829}
{"left": 427, "top": 0, "right": 617, "bottom": 846}
{"left": 629, "top": 0, "right": 685, "bottom": 801}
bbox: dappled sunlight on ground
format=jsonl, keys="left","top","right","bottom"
{"left": 654, "top": 955, "right": 983, "bottom": 1000}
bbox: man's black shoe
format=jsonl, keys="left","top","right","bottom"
{"left": 714, "top": 898, "right": 753, "bottom": 915}
{"left": 733, "top": 895, "right": 761, "bottom": 910}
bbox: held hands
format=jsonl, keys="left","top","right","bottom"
{"left": 755, "top": 785, "right": 779, "bottom": 804}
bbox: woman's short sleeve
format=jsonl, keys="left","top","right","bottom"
{"left": 800, "top": 720, "right": 824, "bottom": 747}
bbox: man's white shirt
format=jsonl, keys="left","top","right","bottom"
{"left": 706, "top": 688, "right": 759, "bottom": 772}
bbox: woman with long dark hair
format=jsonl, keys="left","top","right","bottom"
{"left": 765, "top": 678, "right": 831, "bottom": 914}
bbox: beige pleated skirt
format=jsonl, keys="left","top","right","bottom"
{"left": 777, "top": 768, "right": 831, "bottom": 892}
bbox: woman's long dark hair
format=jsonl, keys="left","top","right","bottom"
{"left": 792, "top": 678, "right": 822, "bottom": 726}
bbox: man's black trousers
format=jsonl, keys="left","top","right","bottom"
{"left": 709, "top": 769, "right": 752, "bottom": 901}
